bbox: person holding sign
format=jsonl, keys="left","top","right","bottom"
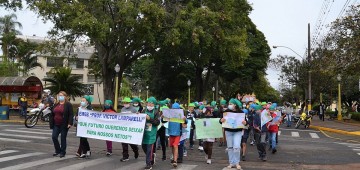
{"left": 267, "top": 105, "right": 281, "bottom": 154}
{"left": 155, "top": 100, "right": 169, "bottom": 161}
{"left": 132, "top": 97, "right": 144, "bottom": 113}
{"left": 218, "top": 99, "right": 228, "bottom": 147}
{"left": 142, "top": 97, "right": 160, "bottom": 170}
{"left": 186, "top": 103, "right": 197, "bottom": 150}
{"left": 253, "top": 104, "right": 269, "bottom": 161}
{"left": 120, "top": 97, "right": 139, "bottom": 162}
{"left": 102, "top": 100, "right": 116, "bottom": 156}
{"left": 200, "top": 107, "right": 217, "bottom": 164}
{"left": 50, "top": 91, "right": 73, "bottom": 158}
{"left": 167, "top": 103, "right": 187, "bottom": 168}
{"left": 75, "top": 96, "right": 93, "bottom": 158}
{"left": 219, "top": 98, "right": 247, "bottom": 170}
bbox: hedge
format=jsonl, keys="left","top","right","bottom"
{"left": 349, "top": 112, "right": 360, "bottom": 121}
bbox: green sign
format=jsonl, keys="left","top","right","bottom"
{"left": 195, "top": 118, "right": 223, "bottom": 139}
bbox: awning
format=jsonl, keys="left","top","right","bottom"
{"left": 0, "top": 76, "right": 43, "bottom": 92}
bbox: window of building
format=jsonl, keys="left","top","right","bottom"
{"left": 46, "top": 57, "right": 63, "bottom": 67}
{"left": 87, "top": 75, "right": 100, "bottom": 83}
{"left": 71, "top": 74, "right": 84, "bottom": 82}
{"left": 69, "top": 58, "right": 84, "bottom": 69}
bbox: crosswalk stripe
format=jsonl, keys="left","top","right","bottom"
{"left": 0, "top": 155, "right": 76, "bottom": 170}
{"left": 0, "top": 152, "right": 44, "bottom": 163}
{"left": 309, "top": 133, "right": 319, "bottom": 139}
{"left": 114, "top": 162, "right": 145, "bottom": 170}
{"left": 56, "top": 157, "right": 113, "bottom": 170}
{"left": 358, "top": 153, "right": 360, "bottom": 156}
{"left": 278, "top": 131, "right": 281, "bottom": 136}
{"left": 291, "top": 132, "right": 299, "bottom": 137}
{"left": 0, "top": 137, "right": 30, "bottom": 143}
{"left": 0, "top": 132, "right": 49, "bottom": 140}
{"left": 3, "top": 129, "right": 51, "bottom": 135}
{"left": 17, "top": 128, "right": 76, "bottom": 134}
{"left": 0, "top": 150, "right": 18, "bottom": 155}
{"left": 171, "top": 164, "right": 198, "bottom": 170}
{"left": 353, "top": 149, "right": 360, "bottom": 151}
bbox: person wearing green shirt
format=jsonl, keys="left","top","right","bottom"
{"left": 142, "top": 97, "right": 160, "bottom": 170}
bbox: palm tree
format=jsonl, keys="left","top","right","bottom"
{"left": 15, "top": 39, "right": 43, "bottom": 75}
{"left": 20, "top": 54, "right": 43, "bottom": 75}
{"left": 0, "top": 13, "right": 22, "bottom": 62}
{"left": 43, "top": 67, "right": 85, "bottom": 100}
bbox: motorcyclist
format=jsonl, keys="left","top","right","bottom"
{"left": 42, "top": 89, "right": 55, "bottom": 107}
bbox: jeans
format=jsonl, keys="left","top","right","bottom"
{"left": 189, "top": 129, "right": 195, "bottom": 147}
{"left": 142, "top": 144, "right": 155, "bottom": 166}
{"left": 249, "top": 126, "right": 255, "bottom": 142}
{"left": 178, "top": 140, "right": 185, "bottom": 161}
{"left": 254, "top": 131, "right": 267, "bottom": 158}
{"left": 77, "top": 137, "right": 90, "bottom": 154}
{"left": 225, "top": 130, "right": 242, "bottom": 165}
{"left": 154, "top": 126, "right": 166, "bottom": 158}
{"left": 122, "top": 143, "right": 139, "bottom": 158}
{"left": 20, "top": 106, "right": 27, "bottom": 116}
{"left": 269, "top": 132, "right": 277, "bottom": 149}
{"left": 52, "top": 125, "right": 69, "bottom": 155}
{"left": 106, "top": 141, "right": 112, "bottom": 152}
{"left": 286, "top": 114, "right": 292, "bottom": 126}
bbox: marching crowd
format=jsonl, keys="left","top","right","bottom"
{"left": 49, "top": 91, "right": 283, "bottom": 170}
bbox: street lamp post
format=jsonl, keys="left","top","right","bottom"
{"left": 337, "top": 74, "right": 342, "bottom": 120}
{"left": 114, "top": 64, "right": 120, "bottom": 111}
{"left": 187, "top": 80, "right": 191, "bottom": 105}
{"left": 273, "top": 45, "right": 312, "bottom": 112}
{"left": 146, "top": 86, "right": 149, "bottom": 99}
{"left": 139, "top": 89, "right": 142, "bottom": 99}
{"left": 212, "top": 86, "right": 215, "bottom": 101}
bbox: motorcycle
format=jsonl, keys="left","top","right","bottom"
{"left": 295, "top": 112, "right": 312, "bottom": 129}
{"left": 25, "top": 103, "right": 52, "bottom": 128}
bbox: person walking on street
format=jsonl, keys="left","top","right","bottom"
{"left": 319, "top": 102, "right": 325, "bottom": 121}
{"left": 75, "top": 95, "right": 93, "bottom": 158}
{"left": 120, "top": 97, "right": 140, "bottom": 161}
{"left": 186, "top": 103, "right": 197, "bottom": 150}
{"left": 267, "top": 105, "right": 281, "bottom": 154}
{"left": 201, "top": 106, "right": 217, "bottom": 164}
{"left": 50, "top": 91, "right": 73, "bottom": 158}
{"left": 142, "top": 97, "right": 160, "bottom": 170}
{"left": 167, "top": 102, "right": 187, "bottom": 168}
{"left": 219, "top": 98, "right": 247, "bottom": 170}
{"left": 218, "top": 99, "right": 227, "bottom": 147}
{"left": 253, "top": 104, "right": 268, "bottom": 161}
{"left": 241, "top": 108, "right": 250, "bottom": 161}
{"left": 102, "top": 100, "right": 116, "bottom": 156}
{"left": 284, "top": 102, "right": 293, "bottom": 127}
{"left": 154, "top": 100, "right": 169, "bottom": 161}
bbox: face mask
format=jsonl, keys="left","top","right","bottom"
{"left": 133, "top": 103, "right": 139, "bottom": 107}
{"left": 124, "top": 104, "right": 130, "bottom": 108}
{"left": 228, "top": 104, "right": 235, "bottom": 110}
{"left": 147, "top": 106, "right": 154, "bottom": 111}
{"left": 58, "top": 96, "right": 65, "bottom": 102}
{"left": 104, "top": 105, "right": 111, "bottom": 109}
{"left": 202, "top": 108, "right": 206, "bottom": 113}
{"left": 80, "top": 102, "right": 87, "bottom": 107}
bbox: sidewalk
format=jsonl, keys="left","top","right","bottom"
{"left": 310, "top": 116, "right": 360, "bottom": 136}
{"left": 0, "top": 111, "right": 47, "bottom": 125}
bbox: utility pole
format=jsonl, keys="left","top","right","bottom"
{"left": 308, "top": 23, "right": 312, "bottom": 112}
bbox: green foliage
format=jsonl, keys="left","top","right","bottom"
{"left": 0, "top": 0, "right": 22, "bottom": 10}
{"left": 349, "top": 112, "right": 360, "bottom": 121}
{"left": 0, "top": 61, "right": 18, "bottom": 76}
{"left": 43, "top": 67, "right": 85, "bottom": 100}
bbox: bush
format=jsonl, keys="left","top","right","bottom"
{"left": 312, "top": 104, "right": 320, "bottom": 112}
{"left": 349, "top": 112, "right": 360, "bottom": 121}
{"left": 325, "top": 110, "right": 335, "bottom": 116}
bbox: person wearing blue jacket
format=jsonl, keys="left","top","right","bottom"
{"left": 167, "top": 103, "right": 187, "bottom": 168}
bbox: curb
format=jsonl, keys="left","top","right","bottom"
{"left": 310, "top": 125, "right": 360, "bottom": 136}
{"left": 0, "top": 120, "right": 24, "bottom": 123}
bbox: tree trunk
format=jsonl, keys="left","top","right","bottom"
{"left": 195, "top": 67, "right": 203, "bottom": 101}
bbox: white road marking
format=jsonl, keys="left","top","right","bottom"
{"left": 0, "top": 137, "right": 30, "bottom": 143}
{"left": 0, "top": 150, "right": 18, "bottom": 155}
{"left": 56, "top": 157, "right": 113, "bottom": 170}
{"left": 0, "top": 133, "right": 49, "bottom": 140}
{"left": 0, "top": 155, "right": 76, "bottom": 170}
{"left": 291, "top": 132, "right": 300, "bottom": 137}
{"left": 278, "top": 131, "right": 281, "bottom": 136}
{"left": 3, "top": 129, "right": 51, "bottom": 135}
{"left": 357, "top": 153, "right": 360, "bottom": 156}
{"left": 171, "top": 164, "right": 198, "bottom": 170}
{"left": 309, "top": 133, "right": 319, "bottom": 139}
{"left": 0, "top": 152, "right": 44, "bottom": 163}
{"left": 17, "top": 128, "right": 75, "bottom": 134}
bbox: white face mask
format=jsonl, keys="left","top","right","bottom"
{"left": 80, "top": 101, "right": 87, "bottom": 107}
{"left": 147, "top": 106, "right": 154, "bottom": 111}
{"left": 228, "top": 104, "right": 235, "bottom": 110}
{"left": 202, "top": 108, "right": 206, "bottom": 113}
{"left": 133, "top": 103, "right": 139, "bottom": 107}
{"left": 124, "top": 104, "right": 130, "bottom": 108}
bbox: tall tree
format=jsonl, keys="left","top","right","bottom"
{"left": 28, "top": 0, "right": 166, "bottom": 101}
{"left": 0, "top": 13, "right": 22, "bottom": 62}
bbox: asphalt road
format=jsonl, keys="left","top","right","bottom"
{"left": 0, "top": 123, "right": 359, "bottom": 170}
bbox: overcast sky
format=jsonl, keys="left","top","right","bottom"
{"left": 0, "top": 0, "right": 355, "bottom": 89}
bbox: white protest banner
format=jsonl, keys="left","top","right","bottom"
{"left": 222, "top": 112, "right": 247, "bottom": 129}
{"left": 77, "top": 108, "right": 146, "bottom": 145}
{"left": 261, "top": 109, "right": 273, "bottom": 127}
{"left": 162, "top": 109, "right": 185, "bottom": 123}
